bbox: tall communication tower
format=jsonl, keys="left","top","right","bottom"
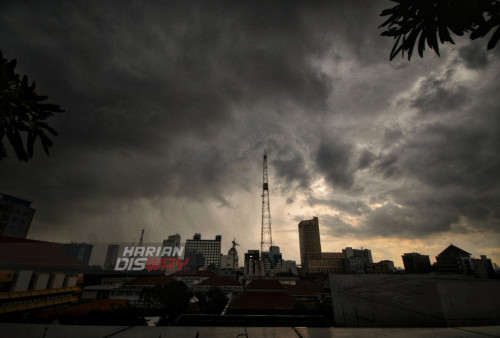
{"left": 261, "top": 152, "right": 273, "bottom": 254}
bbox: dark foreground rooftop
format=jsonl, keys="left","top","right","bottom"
{"left": 1, "top": 323, "right": 499, "bottom": 338}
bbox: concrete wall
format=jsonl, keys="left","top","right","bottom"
{"left": 330, "top": 274, "right": 500, "bottom": 327}
{"left": 12, "top": 270, "right": 33, "bottom": 292}
{"left": 34, "top": 273, "right": 50, "bottom": 290}
{"left": 437, "top": 280, "right": 500, "bottom": 326}
{"left": 65, "top": 276, "right": 78, "bottom": 287}
{"left": 49, "top": 273, "right": 65, "bottom": 289}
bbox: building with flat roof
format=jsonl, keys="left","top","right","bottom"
{"left": 0, "top": 193, "right": 36, "bottom": 238}
{"left": 62, "top": 243, "right": 93, "bottom": 265}
{"left": 162, "top": 234, "right": 181, "bottom": 249}
{"left": 185, "top": 234, "right": 222, "bottom": 269}
{"left": 402, "top": 252, "right": 432, "bottom": 273}
{"left": 244, "top": 250, "right": 263, "bottom": 277}
{"left": 298, "top": 217, "right": 321, "bottom": 272}
{"left": 343, "top": 247, "right": 373, "bottom": 273}
{"left": 262, "top": 245, "right": 283, "bottom": 276}
{"left": 306, "top": 252, "right": 345, "bottom": 274}
{"left": 104, "top": 244, "right": 120, "bottom": 270}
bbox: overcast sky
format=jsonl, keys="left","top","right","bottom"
{"left": 1, "top": 1, "right": 499, "bottom": 267}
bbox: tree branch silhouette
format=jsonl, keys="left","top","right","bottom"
{"left": 379, "top": 0, "right": 500, "bottom": 61}
{"left": 1, "top": 51, "right": 64, "bottom": 161}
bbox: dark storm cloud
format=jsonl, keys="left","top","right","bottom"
{"left": 458, "top": 44, "right": 490, "bottom": 70}
{"left": 374, "top": 152, "right": 401, "bottom": 179}
{"left": 320, "top": 214, "right": 359, "bottom": 237}
{"left": 356, "top": 71, "right": 500, "bottom": 237}
{"left": 315, "top": 135, "right": 355, "bottom": 190}
{"left": 1, "top": 0, "right": 500, "bottom": 254}
{"left": 410, "top": 72, "right": 469, "bottom": 115}
{"left": 314, "top": 43, "right": 500, "bottom": 240}
{"left": 0, "top": 2, "right": 335, "bottom": 216}
{"left": 357, "top": 149, "right": 376, "bottom": 170}
{"left": 383, "top": 127, "right": 404, "bottom": 146}
{"left": 307, "top": 196, "right": 369, "bottom": 216}
{"left": 272, "top": 146, "right": 311, "bottom": 190}
{"left": 399, "top": 121, "right": 499, "bottom": 190}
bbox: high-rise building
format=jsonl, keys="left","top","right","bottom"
{"left": 402, "top": 253, "right": 432, "bottom": 273}
{"left": 163, "top": 234, "right": 181, "bottom": 248}
{"left": 104, "top": 244, "right": 120, "bottom": 270}
{"left": 261, "top": 245, "right": 283, "bottom": 276}
{"left": 185, "top": 233, "right": 222, "bottom": 269}
{"left": 162, "top": 234, "right": 182, "bottom": 258}
{"left": 343, "top": 247, "right": 373, "bottom": 264}
{"left": 0, "top": 193, "right": 36, "bottom": 238}
{"left": 343, "top": 247, "right": 373, "bottom": 273}
{"left": 298, "top": 217, "right": 322, "bottom": 271}
{"left": 244, "top": 249, "right": 263, "bottom": 277}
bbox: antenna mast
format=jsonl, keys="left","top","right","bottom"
{"left": 139, "top": 229, "right": 145, "bottom": 246}
{"left": 261, "top": 152, "right": 273, "bottom": 254}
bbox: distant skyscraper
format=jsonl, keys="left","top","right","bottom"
{"left": 104, "top": 244, "right": 120, "bottom": 270}
{"left": 162, "top": 234, "right": 181, "bottom": 257}
{"left": 0, "top": 193, "right": 36, "bottom": 238}
{"left": 244, "top": 249, "right": 263, "bottom": 277}
{"left": 262, "top": 245, "right": 283, "bottom": 275}
{"left": 298, "top": 217, "right": 322, "bottom": 271}
{"left": 402, "top": 253, "right": 432, "bottom": 273}
{"left": 185, "top": 233, "right": 222, "bottom": 269}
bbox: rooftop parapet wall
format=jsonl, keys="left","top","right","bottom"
{"left": 330, "top": 274, "right": 500, "bottom": 327}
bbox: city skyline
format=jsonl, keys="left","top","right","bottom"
{"left": 1, "top": 1, "right": 499, "bottom": 268}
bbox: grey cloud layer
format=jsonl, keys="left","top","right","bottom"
{"left": 1, "top": 1, "right": 499, "bottom": 244}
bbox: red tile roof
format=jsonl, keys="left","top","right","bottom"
{"left": 0, "top": 236, "right": 88, "bottom": 270}
{"left": 198, "top": 276, "right": 241, "bottom": 287}
{"left": 124, "top": 276, "right": 174, "bottom": 286}
{"left": 229, "top": 291, "right": 295, "bottom": 310}
{"left": 246, "top": 279, "right": 285, "bottom": 290}
{"left": 172, "top": 270, "right": 217, "bottom": 277}
{"left": 287, "top": 280, "right": 329, "bottom": 296}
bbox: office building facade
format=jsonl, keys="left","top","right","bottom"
{"left": 307, "top": 252, "right": 345, "bottom": 274}
{"left": 62, "top": 243, "right": 94, "bottom": 265}
{"left": 402, "top": 252, "right": 432, "bottom": 273}
{"left": 185, "top": 233, "right": 222, "bottom": 269}
{"left": 0, "top": 193, "right": 36, "bottom": 238}
{"left": 104, "top": 244, "right": 120, "bottom": 270}
{"left": 298, "top": 217, "right": 322, "bottom": 271}
{"left": 244, "top": 250, "right": 263, "bottom": 277}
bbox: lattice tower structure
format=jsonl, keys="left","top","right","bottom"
{"left": 260, "top": 153, "right": 273, "bottom": 254}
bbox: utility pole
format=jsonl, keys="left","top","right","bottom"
{"left": 261, "top": 152, "right": 273, "bottom": 254}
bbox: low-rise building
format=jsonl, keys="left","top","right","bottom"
{"left": 402, "top": 252, "right": 432, "bottom": 273}
{"left": 307, "top": 252, "right": 345, "bottom": 274}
